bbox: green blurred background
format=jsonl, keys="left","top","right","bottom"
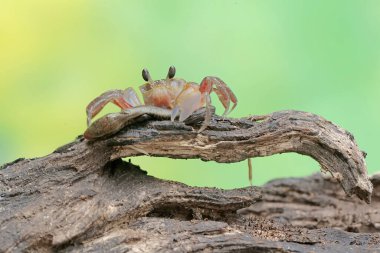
{"left": 1, "top": 0, "right": 379, "bottom": 188}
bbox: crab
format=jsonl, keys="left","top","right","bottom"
{"left": 84, "top": 67, "right": 252, "bottom": 185}
{"left": 85, "top": 66, "right": 238, "bottom": 134}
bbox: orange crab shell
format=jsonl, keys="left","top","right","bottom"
{"left": 139, "top": 78, "right": 204, "bottom": 111}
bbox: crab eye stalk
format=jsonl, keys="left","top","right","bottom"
{"left": 142, "top": 68, "right": 153, "bottom": 83}
{"left": 167, "top": 66, "right": 176, "bottom": 79}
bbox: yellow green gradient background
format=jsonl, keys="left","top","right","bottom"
{"left": 1, "top": 1, "right": 379, "bottom": 188}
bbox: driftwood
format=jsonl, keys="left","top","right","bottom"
{"left": 0, "top": 109, "right": 378, "bottom": 252}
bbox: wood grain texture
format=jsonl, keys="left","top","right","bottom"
{"left": 0, "top": 109, "right": 376, "bottom": 252}
{"left": 109, "top": 109, "right": 372, "bottom": 202}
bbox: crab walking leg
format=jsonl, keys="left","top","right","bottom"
{"left": 171, "top": 83, "right": 203, "bottom": 123}
{"left": 170, "top": 107, "right": 180, "bottom": 122}
{"left": 200, "top": 76, "right": 238, "bottom": 116}
{"left": 219, "top": 79, "right": 238, "bottom": 115}
{"left": 207, "top": 78, "right": 230, "bottom": 116}
{"left": 123, "top": 87, "right": 143, "bottom": 107}
{"left": 86, "top": 88, "right": 142, "bottom": 126}
{"left": 86, "top": 90, "right": 131, "bottom": 126}
{"left": 198, "top": 93, "right": 212, "bottom": 133}
{"left": 172, "top": 77, "right": 237, "bottom": 132}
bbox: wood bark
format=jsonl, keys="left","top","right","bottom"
{"left": 0, "top": 110, "right": 378, "bottom": 252}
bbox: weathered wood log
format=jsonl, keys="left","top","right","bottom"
{"left": 109, "top": 109, "right": 372, "bottom": 202}
{"left": 0, "top": 110, "right": 377, "bottom": 252}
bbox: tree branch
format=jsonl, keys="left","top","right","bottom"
{"left": 106, "top": 110, "right": 372, "bottom": 202}
{"left": 0, "top": 110, "right": 376, "bottom": 252}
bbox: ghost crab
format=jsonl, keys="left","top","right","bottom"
{"left": 84, "top": 67, "right": 252, "bottom": 185}
{"left": 85, "top": 66, "right": 238, "bottom": 136}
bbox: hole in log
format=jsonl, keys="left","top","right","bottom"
{"left": 147, "top": 203, "right": 240, "bottom": 222}
{"left": 147, "top": 204, "right": 194, "bottom": 220}
{"left": 132, "top": 154, "right": 318, "bottom": 187}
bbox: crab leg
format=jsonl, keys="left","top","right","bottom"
{"left": 171, "top": 83, "right": 203, "bottom": 122}
{"left": 200, "top": 76, "right": 237, "bottom": 116}
{"left": 171, "top": 77, "right": 237, "bottom": 132}
{"left": 194, "top": 76, "right": 238, "bottom": 132}
{"left": 86, "top": 88, "right": 142, "bottom": 126}
{"left": 198, "top": 93, "right": 212, "bottom": 133}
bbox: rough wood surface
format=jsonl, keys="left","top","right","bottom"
{"left": 0, "top": 110, "right": 377, "bottom": 252}
{"left": 109, "top": 109, "right": 371, "bottom": 202}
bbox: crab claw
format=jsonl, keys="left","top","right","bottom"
{"left": 171, "top": 83, "right": 203, "bottom": 122}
